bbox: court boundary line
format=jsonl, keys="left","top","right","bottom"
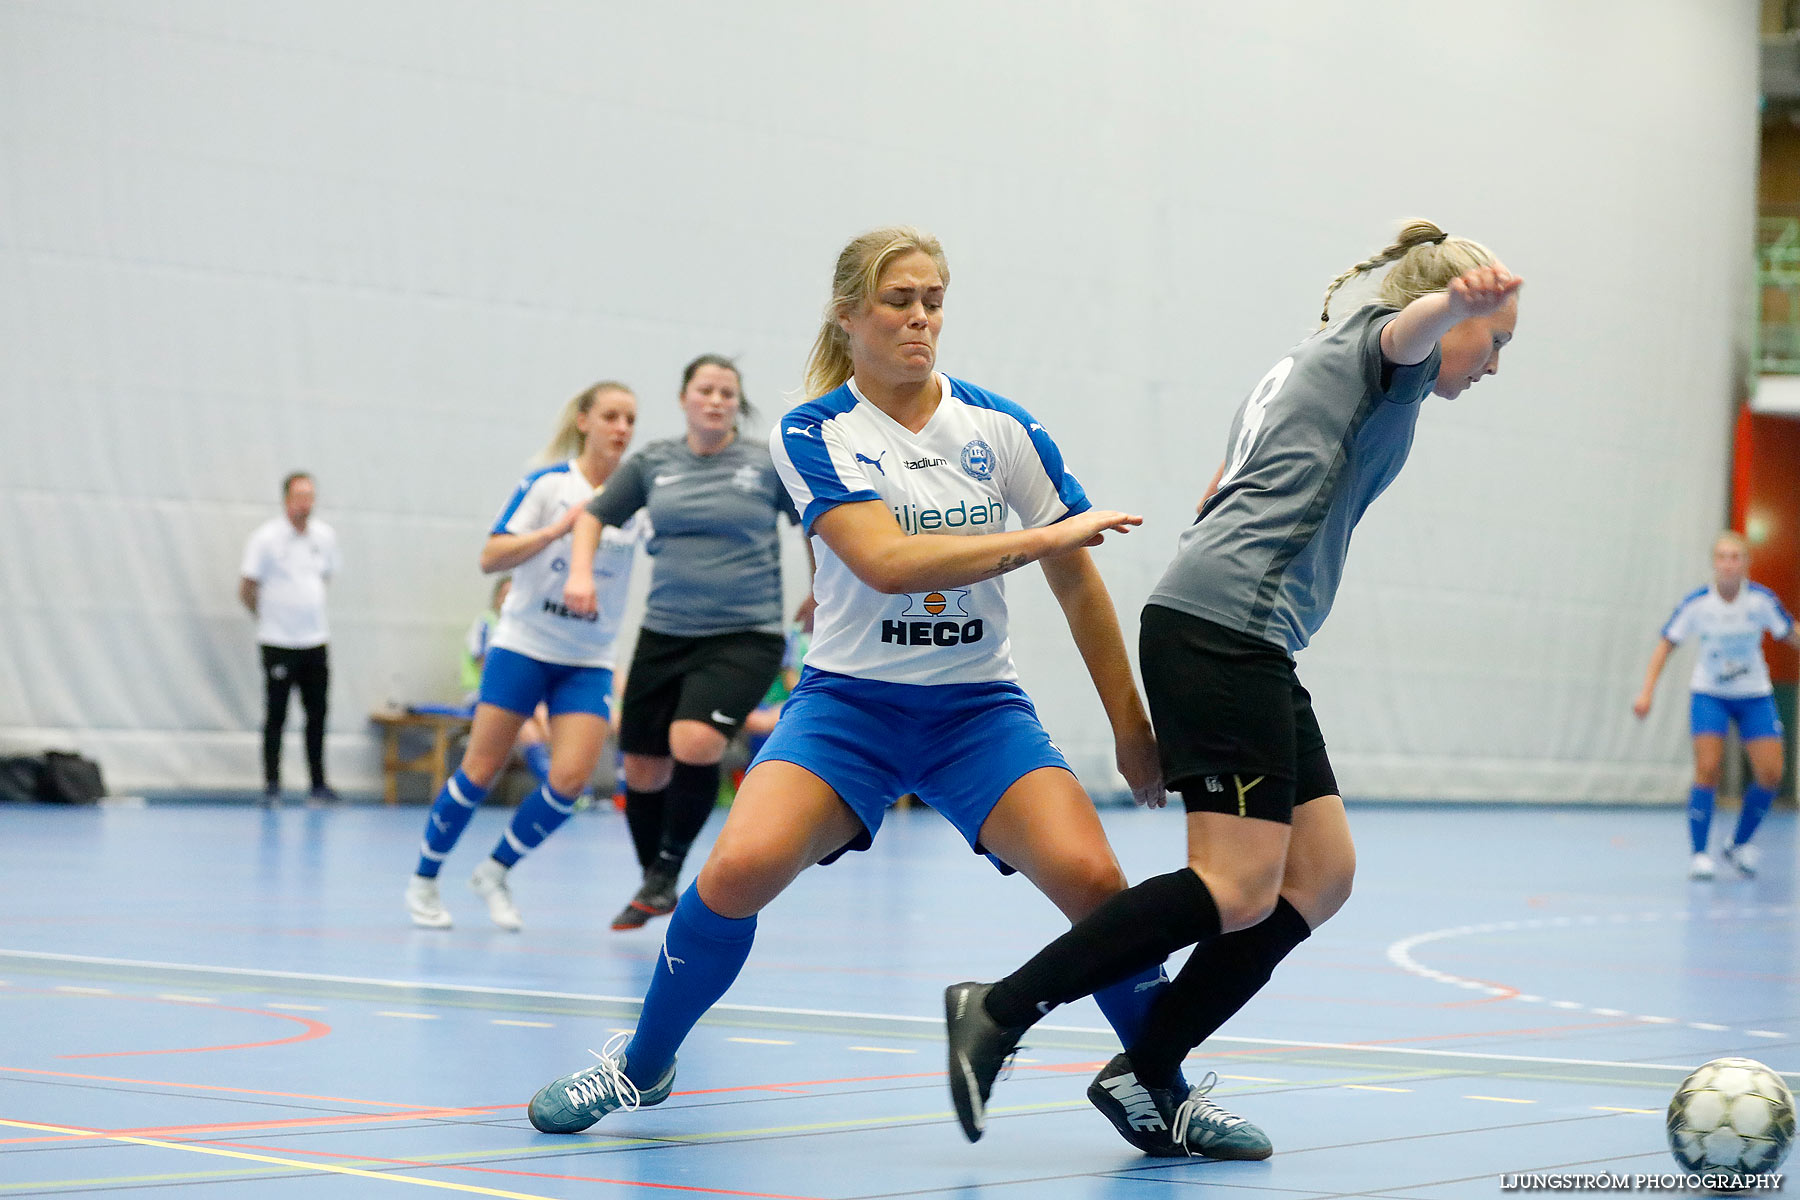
{"left": 0, "top": 948, "right": 1732, "bottom": 1075}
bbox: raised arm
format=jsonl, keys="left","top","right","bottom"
{"left": 1633, "top": 638, "right": 1676, "bottom": 719}
{"left": 809, "top": 500, "right": 1141, "bottom": 595}
{"left": 1039, "top": 548, "right": 1164, "bottom": 807}
{"left": 1380, "top": 264, "right": 1522, "bottom": 365}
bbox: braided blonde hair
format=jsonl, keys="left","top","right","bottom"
{"left": 803, "top": 227, "right": 950, "bottom": 399}
{"left": 1319, "top": 219, "right": 1497, "bottom": 327}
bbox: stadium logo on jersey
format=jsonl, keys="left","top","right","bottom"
{"left": 882, "top": 590, "right": 982, "bottom": 647}
{"left": 900, "top": 590, "right": 971, "bottom": 618}
{"left": 960, "top": 439, "right": 995, "bottom": 480}
{"left": 904, "top": 456, "right": 949, "bottom": 470}
{"left": 854, "top": 450, "right": 889, "bottom": 477}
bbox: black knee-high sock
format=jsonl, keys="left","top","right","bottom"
{"left": 624, "top": 787, "right": 667, "bottom": 872}
{"left": 984, "top": 868, "right": 1222, "bottom": 1029}
{"left": 1129, "top": 897, "right": 1312, "bottom": 1088}
{"left": 654, "top": 761, "right": 721, "bottom": 875}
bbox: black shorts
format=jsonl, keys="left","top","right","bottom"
{"left": 1138, "top": 603, "right": 1339, "bottom": 824}
{"left": 619, "top": 628, "right": 786, "bottom": 756}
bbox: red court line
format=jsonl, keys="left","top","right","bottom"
{"left": 191, "top": 1136, "right": 826, "bottom": 1199}
{"left": 53, "top": 999, "right": 332, "bottom": 1060}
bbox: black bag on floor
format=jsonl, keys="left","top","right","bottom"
{"left": 40, "top": 752, "right": 106, "bottom": 803}
{"left": 0, "top": 756, "right": 43, "bottom": 804}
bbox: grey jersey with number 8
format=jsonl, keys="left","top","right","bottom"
{"left": 1149, "top": 304, "right": 1442, "bottom": 655}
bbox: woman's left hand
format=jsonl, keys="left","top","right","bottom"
{"left": 792, "top": 592, "right": 818, "bottom": 633}
{"left": 1115, "top": 720, "right": 1166, "bottom": 808}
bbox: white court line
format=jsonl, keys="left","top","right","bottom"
{"left": 0, "top": 948, "right": 1751, "bottom": 1074}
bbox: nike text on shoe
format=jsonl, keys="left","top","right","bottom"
{"left": 1087, "top": 1057, "right": 1272, "bottom": 1159}
{"left": 470, "top": 859, "right": 523, "bottom": 931}
{"left": 405, "top": 875, "right": 453, "bottom": 929}
{"left": 944, "top": 981, "right": 1026, "bottom": 1142}
{"left": 528, "top": 1032, "right": 676, "bottom": 1134}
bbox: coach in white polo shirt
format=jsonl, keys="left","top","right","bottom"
{"left": 239, "top": 471, "right": 341, "bottom": 806}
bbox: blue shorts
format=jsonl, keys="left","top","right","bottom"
{"left": 1690, "top": 692, "right": 1783, "bottom": 742}
{"left": 748, "top": 667, "right": 1071, "bottom": 873}
{"left": 478, "top": 646, "right": 613, "bottom": 720}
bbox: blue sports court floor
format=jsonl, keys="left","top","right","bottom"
{"left": 0, "top": 799, "right": 1793, "bottom": 1198}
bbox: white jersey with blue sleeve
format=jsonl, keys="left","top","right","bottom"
{"left": 487, "top": 460, "right": 642, "bottom": 669}
{"left": 770, "top": 374, "right": 1089, "bottom": 686}
{"left": 1662, "top": 582, "right": 1794, "bottom": 699}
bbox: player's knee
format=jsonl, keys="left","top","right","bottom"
{"left": 546, "top": 766, "right": 589, "bottom": 797}
{"left": 1753, "top": 767, "right": 1784, "bottom": 791}
{"left": 458, "top": 753, "right": 505, "bottom": 788}
{"left": 694, "top": 848, "right": 780, "bottom": 920}
{"left": 1693, "top": 762, "right": 1723, "bottom": 788}
{"left": 1054, "top": 854, "right": 1129, "bottom": 917}
{"left": 1198, "top": 872, "right": 1280, "bottom": 933}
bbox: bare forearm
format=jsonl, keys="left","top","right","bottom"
{"left": 564, "top": 512, "right": 602, "bottom": 579}
{"left": 238, "top": 579, "right": 258, "bottom": 616}
{"left": 1640, "top": 640, "right": 1673, "bottom": 694}
{"left": 481, "top": 528, "right": 559, "bottom": 574}
{"left": 1380, "top": 291, "right": 1458, "bottom": 366}
{"left": 1043, "top": 553, "right": 1150, "bottom": 732}
{"left": 859, "top": 526, "right": 1053, "bottom": 594}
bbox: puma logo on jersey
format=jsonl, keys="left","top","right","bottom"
{"left": 785, "top": 425, "right": 817, "bottom": 438}
{"left": 1097, "top": 1072, "right": 1167, "bottom": 1131}
{"left": 855, "top": 450, "right": 888, "bottom": 476}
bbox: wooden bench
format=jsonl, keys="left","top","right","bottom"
{"left": 369, "top": 708, "right": 472, "bottom": 805}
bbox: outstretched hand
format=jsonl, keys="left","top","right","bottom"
{"left": 1445, "top": 265, "right": 1522, "bottom": 320}
{"left": 1054, "top": 509, "right": 1143, "bottom": 553}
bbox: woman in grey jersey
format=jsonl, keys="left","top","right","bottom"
{"left": 947, "top": 220, "right": 1522, "bottom": 1158}
{"left": 563, "top": 355, "right": 805, "bottom": 931}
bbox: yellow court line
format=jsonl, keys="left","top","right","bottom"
{"left": 727, "top": 1037, "right": 793, "bottom": 1045}
{"left": 1219, "top": 1074, "right": 1283, "bottom": 1083}
{"left": 844, "top": 1046, "right": 914, "bottom": 1055}
{"left": 1593, "top": 1106, "right": 1658, "bottom": 1114}
{"left": 490, "top": 1020, "right": 553, "bottom": 1028}
{"left": 376, "top": 1012, "right": 440, "bottom": 1021}
{"left": 1466, "top": 1095, "right": 1534, "bottom": 1104}
{"left": 0, "top": 1118, "right": 555, "bottom": 1200}
{"left": 1345, "top": 1085, "right": 1413, "bottom": 1093}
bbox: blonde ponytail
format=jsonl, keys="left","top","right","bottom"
{"left": 540, "top": 380, "right": 633, "bottom": 464}
{"left": 1320, "top": 219, "right": 1497, "bottom": 326}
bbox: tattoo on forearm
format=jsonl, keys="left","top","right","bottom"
{"left": 988, "top": 553, "right": 1029, "bottom": 577}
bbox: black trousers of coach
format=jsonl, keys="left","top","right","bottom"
{"left": 260, "top": 643, "right": 329, "bottom": 792}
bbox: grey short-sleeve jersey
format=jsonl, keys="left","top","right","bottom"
{"left": 1149, "top": 304, "right": 1441, "bottom": 654}
{"left": 588, "top": 435, "right": 799, "bottom": 637}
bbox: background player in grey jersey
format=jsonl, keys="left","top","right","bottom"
{"left": 563, "top": 354, "right": 807, "bottom": 931}
{"left": 946, "top": 220, "right": 1522, "bottom": 1158}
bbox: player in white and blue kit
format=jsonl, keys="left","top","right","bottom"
{"left": 949, "top": 222, "right": 1523, "bottom": 1158}
{"left": 1634, "top": 531, "right": 1800, "bottom": 878}
{"left": 526, "top": 226, "right": 1175, "bottom": 1137}
{"left": 403, "top": 381, "right": 641, "bottom": 931}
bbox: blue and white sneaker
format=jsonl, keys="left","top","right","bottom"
{"left": 527, "top": 1032, "right": 677, "bottom": 1134}
{"left": 1087, "top": 1055, "right": 1272, "bottom": 1160}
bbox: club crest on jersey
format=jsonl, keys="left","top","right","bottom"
{"left": 882, "top": 590, "right": 983, "bottom": 647}
{"left": 960, "top": 439, "right": 994, "bottom": 481}
{"left": 731, "top": 464, "right": 763, "bottom": 492}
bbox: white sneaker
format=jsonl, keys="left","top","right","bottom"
{"left": 470, "top": 859, "right": 523, "bottom": 931}
{"left": 406, "top": 875, "right": 453, "bottom": 929}
{"left": 1688, "top": 852, "right": 1716, "bottom": 880}
{"left": 1721, "top": 843, "right": 1759, "bottom": 877}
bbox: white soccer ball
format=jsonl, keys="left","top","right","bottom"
{"left": 1666, "top": 1057, "right": 1796, "bottom": 1176}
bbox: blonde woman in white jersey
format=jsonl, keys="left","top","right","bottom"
{"left": 1635, "top": 531, "right": 1800, "bottom": 878}
{"left": 523, "top": 226, "right": 1248, "bottom": 1146}
{"left": 403, "top": 382, "right": 640, "bottom": 930}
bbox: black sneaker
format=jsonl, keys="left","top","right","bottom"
{"left": 609, "top": 868, "right": 679, "bottom": 931}
{"left": 944, "top": 981, "right": 1027, "bottom": 1142}
{"left": 1087, "top": 1054, "right": 1272, "bottom": 1159}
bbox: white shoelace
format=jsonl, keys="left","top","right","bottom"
{"left": 1171, "top": 1071, "right": 1242, "bottom": 1155}
{"left": 561, "top": 1032, "right": 643, "bottom": 1114}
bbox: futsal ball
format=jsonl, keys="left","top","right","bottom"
{"left": 1666, "top": 1057, "right": 1795, "bottom": 1176}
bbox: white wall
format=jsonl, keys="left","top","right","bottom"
{"left": 0, "top": 0, "right": 1759, "bottom": 799}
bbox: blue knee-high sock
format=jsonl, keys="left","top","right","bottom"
{"left": 1092, "top": 963, "right": 1187, "bottom": 1089}
{"left": 415, "top": 770, "right": 489, "bottom": 878}
{"left": 1688, "top": 785, "right": 1716, "bottom": 854}
{"left": 491, "top": 783, "right": 579, "bottom": 869}
{"left": 521, "top": 742, "right": 552, "bottom": 786}
{"left": 1734, "top": 784, "right": 1778, "bottom": 846}
{"left": 624, "top": 881, "right": 756, "bottom": 1086}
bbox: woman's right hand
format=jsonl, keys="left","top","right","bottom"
{"left": 562, "top": 575, "right": 598, "bottom": 617}
{"left": 1631, "top": 692, "right": 1652, "bottom": 720}
{"left": 1047, "top": 509, "right": 1143, "bottom": 554}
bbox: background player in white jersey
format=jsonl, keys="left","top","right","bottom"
{"left": 947, "top": 221, "right": 1522, "bottom": 1158}
{"left": 525, "top": 226, "right": 1193, "bottom": 1139}
{"left": 403, "top": 382, "right": 641, "bottom": 930}
{"left": 1634, "top": 531, "right": 1799, "bottom": 878}
{"left": 562, "top": 355, "right": 804, "bottom": 933}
